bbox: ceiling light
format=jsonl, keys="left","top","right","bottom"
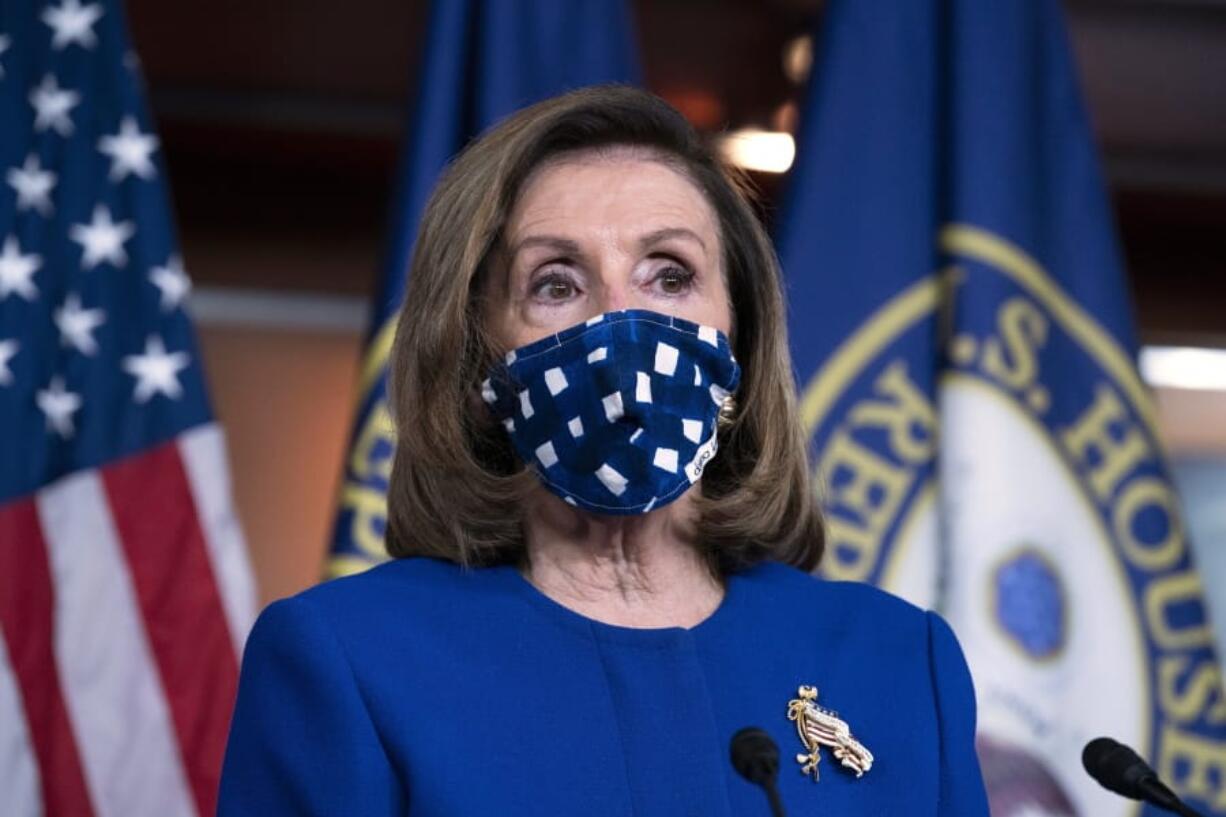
{"left": 718, "top": 129, "right": 796, "bottom": 174}
{"left": 1140, "top": 345, "right": 1226, "bottom": 391}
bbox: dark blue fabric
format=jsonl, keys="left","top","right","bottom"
{"left": 485, "top": 309, "right": 740, "bottom": 515}
{"left": 219, "top": 558, "right": 989, "bottom": 815}
{"left": 779, "top": 0, "right": 1135, "bottom": 387}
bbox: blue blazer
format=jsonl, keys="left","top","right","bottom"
{"left": 218, "top": 558, "right": 989, "bottom": 815}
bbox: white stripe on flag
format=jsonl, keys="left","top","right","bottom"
{"left": 37, "top": 471, "right": 196, "bottom": 817}
{"left": 0, "top": 634, "right": 41, "bottom": 817}
{"left": 178, "top": 424, "right": 257, "bottom": 654}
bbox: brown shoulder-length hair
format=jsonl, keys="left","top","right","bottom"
{"left": 384, "top": 84, "right": 823, "bottom": 575}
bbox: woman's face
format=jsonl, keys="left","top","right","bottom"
{"left": 487, "top": 151, "right": 732, "bottom": 350}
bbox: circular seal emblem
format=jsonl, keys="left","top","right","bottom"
{"left": 994, "top": 548, "right": 1066, "bottom": 660}
{"left": 798, "top": 225, "right": 1221, "bottom": 815}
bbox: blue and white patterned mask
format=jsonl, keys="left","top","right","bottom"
{"left": 483, "top": 309, "right": 740, "bottom": 515}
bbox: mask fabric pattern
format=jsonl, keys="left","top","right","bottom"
{"left": 483, "top": 309, "right": 740, "bottom": 515}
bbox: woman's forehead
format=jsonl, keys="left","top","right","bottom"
{"left": 507, "top": 148, "right": 718, "bottom": 242}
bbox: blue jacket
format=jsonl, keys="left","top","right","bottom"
{"left": 218, "top": 557, "right": 989, "bottom": 815}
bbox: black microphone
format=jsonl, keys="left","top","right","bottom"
{"left": 1082, "top": 737, "right": 1203, "bottom": 817}
{"left": 731, "top": 727, "right": 787, "bottom": 817}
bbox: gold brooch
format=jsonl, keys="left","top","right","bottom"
{"left": 786, "top": 685, "right": 874, "bottom": 781}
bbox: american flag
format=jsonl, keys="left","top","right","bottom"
{"left": 0, "top": 3, "right": 256, "bottom": 816}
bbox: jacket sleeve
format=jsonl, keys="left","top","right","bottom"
{"left": 926, "top": 611, "right": 991, "bottom": 816}
{"left": 217, "top": 596, "right": 405, "bottom": 816}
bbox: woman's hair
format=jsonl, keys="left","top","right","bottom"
{"left": 385, "top": 84, "right": 823, "bottom": 574}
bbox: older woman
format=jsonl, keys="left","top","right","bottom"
{"left": 218, "top": 86, "right": 989, "bottom": 816}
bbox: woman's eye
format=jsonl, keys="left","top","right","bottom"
{"left": 656, "top": 265, "right": 694, "bottom": 295}
{"left": 531, "top": 273, "right": 577, "bottom": 301}
{"left": 546, "top": 280, "right": 573, "bottom": 299}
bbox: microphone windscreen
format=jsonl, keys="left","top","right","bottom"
{"left": 1082, "top": 737, "right": 1151, "bottom": 799}
{"left": 730, "top": 727, "right": 780, "bottom": 786}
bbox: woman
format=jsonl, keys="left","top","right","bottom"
{"left": 218, "top": 86, "right": 989, "bottom": 816}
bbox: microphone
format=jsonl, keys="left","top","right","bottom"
{"left": 730, "top": 727, "right": 788, "bottom": 817}
{"left": 1082, "top": 737, "right": 1203, "bottom": 817}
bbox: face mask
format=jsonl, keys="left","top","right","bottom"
{"left": 483, "top": 309, "right": 740, "bottom": 515}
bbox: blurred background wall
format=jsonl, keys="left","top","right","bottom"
{"left": 122, "top": 0, "right": 1226, "bottom": 608}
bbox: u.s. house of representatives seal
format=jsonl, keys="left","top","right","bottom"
{"left": 800, "top": 225, "right": 1225, "bottom": 817}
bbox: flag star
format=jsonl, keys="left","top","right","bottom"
{"left": 29, "top": 75, "right": 81, "bottom": 136}
{"left": 98, "top": 116, "right": 159, "bottom": 181}
{"left": 0, "top": 235, "right": 42, "bottom": 301}
{"left": 69, "top": 205, "right": 136, "bottom": 269}
{"left": 41, "top": 0, "right": 105, "bottom": 51}
{"left": 122, "top": 335, "right": 191, "bottom": 402}
{"left": 6, "top": 154, "right": 58, "bottom": 216}
{"left": 0, "top": 339, "right": 17, "bottom": 386}
{"left": 0, "top": 34, "right": 10, "bottom": 79}
{"left": 54, "top": 294, "right": 106, "bottom": 356}
{"left": 37, "top": 376, "right": 82, "bottom": 438}
{"left": 149, "top": 255, "right": 191, "bottom": 310}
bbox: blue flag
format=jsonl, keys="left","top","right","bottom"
{"left": 779, "top": 1, "right": 1226, "bottom": 814}
{"left": 327, "top": 0, "right": 640, "bottom": 576}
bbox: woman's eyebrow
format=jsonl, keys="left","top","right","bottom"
{"left": 509, "top": 235, "right": 582, "bottom": 258}
{"left": 639, "top": 227, "right": 707, "bottom": 253}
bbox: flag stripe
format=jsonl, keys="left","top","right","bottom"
{"left": 178, "top": 424, "right": 256, "bottom": 655}
{"left": 102, "top": 442, "right": 239, "bottom": 817}
{"left": 37, "top": 472, "right": 195, "bottom": 817}
{"left": 0, "top": 498, "right": 96, "bottom": 817}
{"left": 0, "top": 633, "right": 42, "bottom": 817}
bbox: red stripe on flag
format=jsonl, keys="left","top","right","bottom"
{"left": 102, "top": 442, "right": 239, "bottom": 817}
{"left": 0, "top": 498, "right": 96, "bottom": 817}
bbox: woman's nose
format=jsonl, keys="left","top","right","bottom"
{"left": 592, "top": 266, "right": 649, "bottom": 315}
{"left": 588, "top": 272, "right": 631, "bottom": 316}
{"left": 598, "top": 287, "right": 630, "bottom": 314}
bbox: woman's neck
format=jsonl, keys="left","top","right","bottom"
{"left": 520, "top": 488, "right": 723, "bottom": 629}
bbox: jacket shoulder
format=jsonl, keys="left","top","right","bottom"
{"left": 272, "top": 557, "right": 491, "bottom": 641}
{"left": 744, "top": 560, "right": 932, "bottom": 636}
{"left": 295, "top": 556, "right": 473, "bottom": 604}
